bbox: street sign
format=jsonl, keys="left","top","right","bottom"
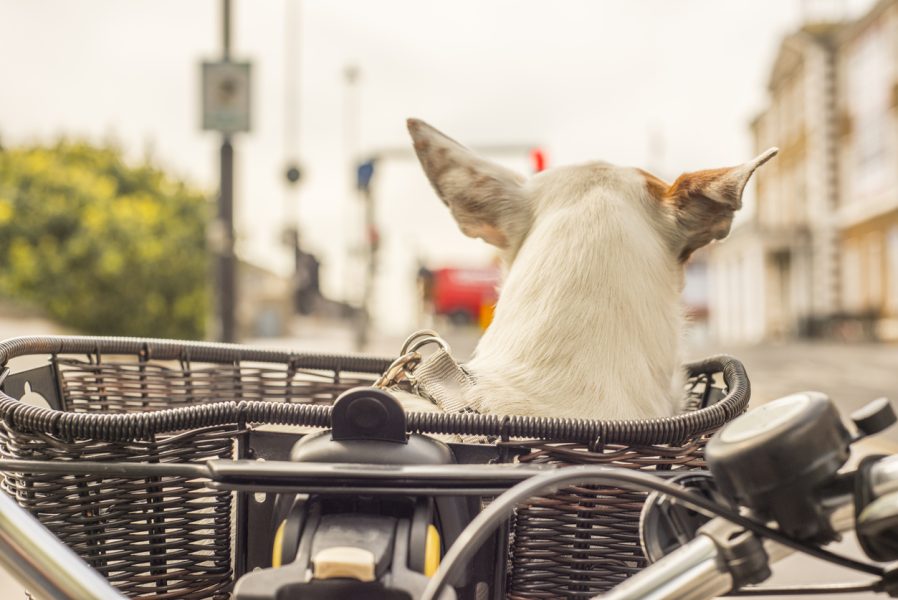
{"left": 357, "top": 159, "right": 375, "bottom": 192}
{"left": 202, "top": 61, "right": 252, "bottom": 133}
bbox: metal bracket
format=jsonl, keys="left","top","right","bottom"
{"left": 0, "top": 364, "right": 64, "bottom": 411}
{"left": 697, "top": 517, "right": 771, "bottom": 590}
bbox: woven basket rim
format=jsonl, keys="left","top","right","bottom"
{"left": 0, "top": 335, "right": 749, "bottom": 445}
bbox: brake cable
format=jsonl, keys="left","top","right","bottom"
{"left": 730, "top": 581, "right": 881, "bottom": 595}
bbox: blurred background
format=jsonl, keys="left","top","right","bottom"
{"left": 1, "top": 0, "right": 896, "bottom": 419}
{"left": 3, "top": 3, "right": 898, "bottom": 596}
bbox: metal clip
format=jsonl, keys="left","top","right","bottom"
{"left": 373, "top": 351, "right": 422, "bottom": 389}
{"left": 400, "top": 329, "right": 452, "bottom": 356}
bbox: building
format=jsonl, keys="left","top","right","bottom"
{"left": 835, "top": 0, "right": 898, "bottom": 340}
{"left": 710, "top": 24, "right": 842, "bottom": 344}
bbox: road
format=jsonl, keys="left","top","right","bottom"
{"left": 690, "top": 340, "right": 898, "bottom": 451}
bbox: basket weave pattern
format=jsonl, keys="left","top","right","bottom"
{"left": 57, "top": 358, "right": 373, "bottom": 413}
{"left": 508, "top": 440, "right": 706, "bottom": 598}
{"left": 0, "top": 425, "right": 236, "bottom": 598}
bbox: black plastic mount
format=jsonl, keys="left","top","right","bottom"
{"left": 331, "top": 387, "right": 407, "bottom": 444}
{"left": 640, "top": 472, "right": 728, "bottom": 564}
{"left": 855, "top": 454, "right": 898, "bottom": 562}
{"left": 851, "top": 397, "right": 897, "bottom": 439}
{"left": 698, "top": 518, "right": 771, "bottom": 590}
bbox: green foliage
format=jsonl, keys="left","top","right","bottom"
{"left": 0, "top": 141, "right": 210, "bottom": 338}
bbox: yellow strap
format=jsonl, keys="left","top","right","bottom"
{"left": 424, "top": 524, "right": 441, "bottom": 577}
{"left": 271, "top": 520, "right": 287, "bottom": 568}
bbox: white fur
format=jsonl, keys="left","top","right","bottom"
{"left": 407, "top": 119, "right": 775, "bottom": 421}
{"left": 466, "top": 165, "right": 685, "bottom": 419}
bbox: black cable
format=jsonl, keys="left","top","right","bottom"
{"left": 728, "top": 581, "right": 880, "bottom": 595}
{"left": 420, "top": 465, "right": 884, "bottom": 600}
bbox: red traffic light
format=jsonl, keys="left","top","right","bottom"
{"left": 529, "top": 147, "right": 547, "bottom": 173}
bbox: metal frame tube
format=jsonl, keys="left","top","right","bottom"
{"left": 0, "top": 491, "right": 124, "bottom": 599}
{"left": 599, "top": 535, "right": 730, "bottom": 600}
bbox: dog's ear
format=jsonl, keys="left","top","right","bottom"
{"left": 407, "top": 118, "right": 529, "bottom": 249}
{"left": 665, "top": 148, "right": 777, "bottom": 260}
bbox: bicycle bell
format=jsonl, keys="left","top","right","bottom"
{"left": 707, "top": 392, "right": 896, "bottom": 543}
{"left": 708, "top": 393, "right": 845, "bottom": 542}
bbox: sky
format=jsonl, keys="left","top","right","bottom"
{"left": 0, "top": 0, "right": 875, "bottom": 334}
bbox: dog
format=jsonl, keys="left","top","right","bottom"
{"left": 406, "top": 118, "right": 776, "bottom": 420}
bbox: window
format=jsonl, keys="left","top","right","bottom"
{"left": 865, "top": 231, "right": 883, "bottom": 310}
{"left": 847, "top": 23, "right": 891, "bottom": 196}
{"left": 843, "top": 240, "right": 862, "bottom": 312}
{"left": 887, "top": 225, "right": 898, "bottom": 313}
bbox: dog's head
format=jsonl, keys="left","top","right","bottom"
{"left": 407, "top": 118, "right": 776, "bottom": 271}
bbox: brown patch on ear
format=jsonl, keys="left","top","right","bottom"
{"left": 639, "top": 172, "right": 717, "bottom": 262}
{"left": 668, "top": 168, "right": 738, "bottom": 204}
{"left": 666, "top": 173, "right": 739, "bottom": 262}
{"left": 637, "top": 169, "right": 669, "bottom": 203}
{"left": 640, "top": 168, "right": 727, "bottom": 261}
{"left": 663, "top": 148, "right": 778, "bottom": 262}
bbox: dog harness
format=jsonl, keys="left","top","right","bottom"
{"left": 374, "top": 330, "right": 482, "bottom": 416}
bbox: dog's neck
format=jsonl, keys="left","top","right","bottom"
{"left": 466, "top": 187, "right": 685, "bottom": 420}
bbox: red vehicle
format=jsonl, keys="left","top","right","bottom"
{"left": 419, "top": 266, "right": 501, "bottom": 326}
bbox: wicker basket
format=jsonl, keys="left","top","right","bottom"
{"left": 0, "top": 336, "right": 749, "bottom": 599}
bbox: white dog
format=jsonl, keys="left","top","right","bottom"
{"left": 406, "top": 119, "right": 776, "bottom": 420}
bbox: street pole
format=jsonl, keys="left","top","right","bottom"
{"left": 343, "top": 66, "right": 368, "bottom": 350}
{"left": 218, "top": 0, "right": 236, "bottom": 343}
{"left": 360, "top": 180, "right": 376, "bottom": 350}
{"left": 284, "top": 0, "right": 302, "bottom": 315}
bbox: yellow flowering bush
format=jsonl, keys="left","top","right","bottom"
{"left": 0, "top": 141, "right": 210, "bottom": 338}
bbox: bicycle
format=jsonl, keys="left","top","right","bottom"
{"left": 0, "top": 335, "right": 894, "bottom": 599}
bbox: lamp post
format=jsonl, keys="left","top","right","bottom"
{"left": 202, "top": 0, "right": 250, "bottom": 342}
{"left": 218, "top": 0, "right": 236, "bottom": 343}
{"left": 283, "top": 0, "right": 304, "bottom": 316}
{"left": 343, "top": 66, "right": 369, "bottom": 350}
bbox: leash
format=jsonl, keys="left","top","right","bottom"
{"left": 374, "top": 330, "right": 482, "bottom": 416}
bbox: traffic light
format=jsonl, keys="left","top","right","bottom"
{"left": 285, "top": 164, "right": 302, "bottom": 184}
{"left": 529, "top": 147, "right": 547, "bottom": 173}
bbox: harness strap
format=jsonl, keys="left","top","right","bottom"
{"left": 412, "top": 347, "right": 481, "bottom": 414}
{"left": 375, "top": 330, "right": 480, "bottom": 415}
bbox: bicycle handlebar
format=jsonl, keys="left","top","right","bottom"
{"left": 1, "top": 392, "right": 894, "bottom": 600}
{"left": 600, "top": 534, "right": 730, "bottom": 600}
{"left": 600, "top": 454, "right": 896, "bottom": 600}
{"left": 601, "top": 502, "right": 860, "bottom": 600}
